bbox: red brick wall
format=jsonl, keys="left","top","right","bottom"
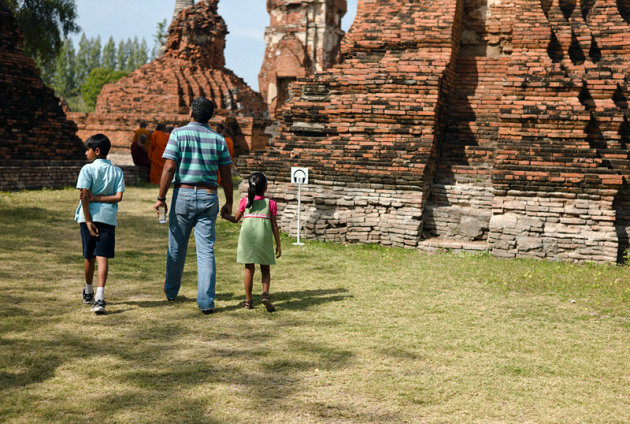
{"left": 0, "top": 2, "right": 85, "bottom": 167}
{"left": 259, "top": 0, "right": 347, "bottom": 116}
{"left": 241, "top": 0, "right": 462, "bottom": 247}
{"left": 240, "top": 0, "right": 630, "bottom": 263}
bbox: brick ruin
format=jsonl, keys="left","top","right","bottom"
{"left": 0, "top": 1, "right": 84, "bottom": 167}
{"left": 240, "top": 0, "right": 630, "bottom": 263}
{"left": 259, "top": 0, "right": 347, "bottom": 116}
{"left": 69, "top": 0, "right": 270, "bottom": 155}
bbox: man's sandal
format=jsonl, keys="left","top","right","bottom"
{"left": 244, "top": 299, "right": 253, "bottom": 310}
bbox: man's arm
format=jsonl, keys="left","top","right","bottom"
{"left": 153, "top": 159, "right": 177, "bottom": 213}
{"left": 80, "top": 188, "right": 99, "bottom": 237}
{"left": 218, "top": 164, "right": 233, "bottom": 216}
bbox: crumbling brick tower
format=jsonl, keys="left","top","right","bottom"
{"left": 70, "top": 0, "right": 269, "bottom": 155}
{"left": 0, "top": 1, "right": 84, "bottom": 169}
{"left": 240, "top": 0, "right": 630, "bottom": 263}
{"left": 173, "top": 0, "right": 194, "bottom": 21}
{"left": 259, "top": 0, "right": 347, "bottom": 116}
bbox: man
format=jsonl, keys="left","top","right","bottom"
{"left": 153, "top": 97, "right": 233, "bottom": 314}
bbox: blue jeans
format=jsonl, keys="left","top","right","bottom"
{"left": 164, "top": 187, "right": 219, "bottom": 310}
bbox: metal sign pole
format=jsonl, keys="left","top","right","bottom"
{"left": 294, "top": 182, "right": 304, "bottom": 246}
{"left": 291, "top": 166, "right": 308, "bottom": 246}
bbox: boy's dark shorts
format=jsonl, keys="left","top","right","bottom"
{"left": 80, "top": 222, "right": 116, "bottom": 259}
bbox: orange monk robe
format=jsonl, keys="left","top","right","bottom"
{"left": 132, "top": 128, "right": 152, "bottom": 149}
{"left": 217, "top": 136, "right": 234, "bottom": 187}
{"left": 148, "top": 130, "right": 170, "bottom": 184}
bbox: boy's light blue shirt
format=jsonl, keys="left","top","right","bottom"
{"left": 75, "top": 159, "right": 125, "bottom": 226}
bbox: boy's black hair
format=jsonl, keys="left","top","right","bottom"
{"left": 85, "top": 134, "right": 111, "bottom": 157}
{"left": 246, "top": 172, "right": 267, "bottom": 209}
{"left": 190, "top": 97, "right": 215, "bottom": 123}
{"left": 140, "top": 122, "right": 147, "bottom": 128}
{"left": 156, "top": 123, "right": 166, "bottom": 132}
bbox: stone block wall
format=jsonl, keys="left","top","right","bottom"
{"left": 241, "top": 0, "right": 463, "bottom": 248}
{"left": 238, "top": 0, "right": 630, "bottom": 263}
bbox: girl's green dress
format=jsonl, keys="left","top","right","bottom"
{"left": 237, "top": 198, "right": 275, "bottom": 265}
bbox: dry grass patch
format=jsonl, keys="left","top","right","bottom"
{"left": 0, "top": 186, "right": 628, "bottom": 423}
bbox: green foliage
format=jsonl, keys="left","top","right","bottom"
{"left": 136, "top": 38, "right": 149, "bottom": 67}
{"left": 88, "top": 35, "right": 101, "bottom": 70}
{"left": 101, "top": 36, "right": 117, "bottom": 70}
{"left": 80, "top": 68, "right": 127, "bottom": 110}
{"left": 6, "top": 0, "right": 79, "bottom": 75}
{"left": 50, "top": 38, "right": 77, "bottom": 97}
{"left": 116, "top": 38, "right": 127, "bottom": 72}
{"left": 74, "top": 33, "right": 90, "bottom": 83}
{"left": 152, "top": 18, "right": 168, "bottom": 60}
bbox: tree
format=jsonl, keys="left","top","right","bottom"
{"left": 6, "top": 0, "right": 79, "bottom": 74}
{"left": 81, "top": 68, "right": 127, "bottom": 109}
{"left": 87, "top": 35, "right": 101, "bottom": 71}
{"left": 75, "top": 33, "right": 90, "bottom": 84}
{"left": 152, "top": 18, "right": 168, "bottom": 59}
{"left": 124, "top": 38, "right": 135, "bottom": 72}
{"left": 135, "top": 37, "right": 149, "bottom": 68}
{"left": 51, "top": 38, "right": 77, "bottom": 98}
{"left": 101, "top": 36, "right": 117, "bottom": 70}
{"left": 116, "top": 39, "right": 127, "bottom": 72}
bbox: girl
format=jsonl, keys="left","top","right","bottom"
{"left": 222, "top": 172, "right": 281, "bottom": 311}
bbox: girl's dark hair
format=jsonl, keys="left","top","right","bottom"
{"left": 246, "top": 172, "right": 267, "bottom": 209}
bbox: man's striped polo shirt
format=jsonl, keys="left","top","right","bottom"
{"left": 162, "top": 121, "right": 233, "bottom": 186}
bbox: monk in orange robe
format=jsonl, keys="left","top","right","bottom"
{"left": 148, "top": 124, "right": 170, "bottom": 184}
{"left": 216, "top": 124, "right": 234, "bottom": 187}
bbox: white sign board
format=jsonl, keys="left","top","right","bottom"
{"left": 291, "top": 167, "right": 309, "bottom": 185}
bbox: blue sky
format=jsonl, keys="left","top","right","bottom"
{"left": 72, "top": 0, "right": 358, "bottom": 91}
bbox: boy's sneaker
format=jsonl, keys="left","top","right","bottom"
{"left": 91, "top": 299, "right": 106, "bottom": 315}
{"left": 82, "top": 289, "right": 94, "bottom": 304}
{"left": 261, "top": 293, "right": 276, "bottom": 312}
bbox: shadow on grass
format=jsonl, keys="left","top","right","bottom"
{"left": 272, "top": 288, "right": 351, "bottom": 310}
{"left": 116, "top": 295, "right": 197, "bottom": 308}
{"left": 0, "top": 206, "right": 48, "bottom": 222}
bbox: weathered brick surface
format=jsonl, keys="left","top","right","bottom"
{"left": 0, "top": 1, "right": 84, "bottom": 167}
{"left": 0, "top": 165, "right": 145, "bottom": 192}
{"left": 240, "top": 0, "right": 630, "bottom": 263}
{"left": 242, "top": 0, "right": 462, "bottom": 248}
{"left": 259, "top": 0, "right": 347, "bottom": 116}
{"left": 73, "top": 0, "right": 269, "bottom": 153}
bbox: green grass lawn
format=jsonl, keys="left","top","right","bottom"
{"left": 0, "top": 186, "right": 629, "bottom": 423}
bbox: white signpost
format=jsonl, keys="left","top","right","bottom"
{"left": 291, "top": 167, "right": 308, "bottom": 246}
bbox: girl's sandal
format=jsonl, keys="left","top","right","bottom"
{"left": 261, "top": 293, "right": 276, "bottom": 312}
{"left": 244, "top": 300, "right": 253, "bottom": 310}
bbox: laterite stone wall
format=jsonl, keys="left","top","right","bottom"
{"left": 240, "top": 0, "right": 630, "bottom": 263}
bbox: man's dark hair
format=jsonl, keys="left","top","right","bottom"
{"left": 85, "top": 134, "right": 111, "bottom": 156}
{"left": 140, "top": 122, "right": 147, "bottom": 128}
{"left": 156, "top": 123, "right": 166, "bottom": 132}
{"left": 191, "top": 97, "right": 215, "bottom": 123}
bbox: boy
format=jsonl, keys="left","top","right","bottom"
{"left": 75, "top": 134, "right": 125, "bottom": 315}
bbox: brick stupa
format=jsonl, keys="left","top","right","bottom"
{"left": 240, "top": 0, "right": 630, "bottom": 263}
{"left": 0, "top": 1, "right": 84, "bottom": 168}
{"left": 258, "top": 0, "right": 347, "bottom": 116}
{"left": 71, "top": 0, "right": 269, "bottom": 155}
